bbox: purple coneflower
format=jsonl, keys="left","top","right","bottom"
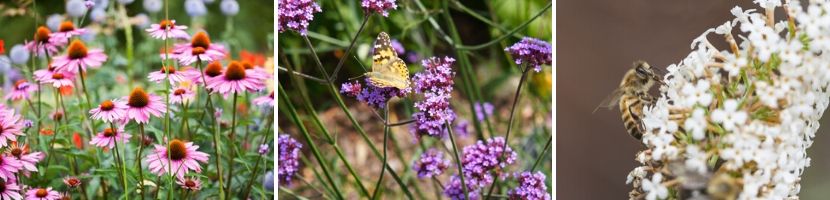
{"left": 504, "top": 37, "right": 552, "bottom": 72}
{"left": 41, "top": 72, "right": 75, "bottom": 89}
{"left": 51, "top": 21, "right": 88, "bottom": 44}
{"left": 25, "top": 187, "right": 60, "bottom": 200}
{"left": 89, "top": 100, "right": 128, "bottom": 123}
{"left": 186, "top": 62, "right": 222, "bottom": 85}
{"left": 508, "top": 171, "right": 551, "bottom": 200}
{"left": 122, "top": 88, "right": 167, "bottom": 124}
{"left": 4, "top": 80, "right": 38, "bottom": 101}
{"left": 205, "top": 61, "right": 267, "bottom": 97}
{"left": 147, "top": 66, "right": 188, "bottom": 84}
{"left": 0, "top": 109, "right": 24, "bottom": 148}
{"left": 252, "top": 91, "right": 274, "bottom": 107}
{"left": 62, "top": 176, "right": 82, "bottom": 188}
{"left": 169, "top": 86, "right": 195, "bottom": 104}
{"left": 0, "top": 180, "right": 22, "bottom": 200}
{"left": 89, "top": 126, "right": 131, "bottom": 149}
{"left": 25, "top": 26, "right": 64, "bottom": 56}
{"left": 412, "top": 148, "right": 450, "bottom": 179}
{"left": 7, "top": 143, "right": 43, "bottom": 176}
{"left": 278, "top": 134, "right": 301, "bottom": 186}
{"left": 145, "top": 139, "right": 209, "bottom": 178}
{"left": 173, "top": 32, "right": 226, "bottom": 65}
{"left": 410, "top": 57, "right": 456, "bottom": 140}
{"left": 145, "top": 19, "right": 190, "bottom": 40}
{"left": 176, "top": 177, "right": 202, "bottom": 191}
{"left": 278, "top": 0, "right": 322, "bottom": 35}
{"left": 51, "top": 40, "right": 108, "bottom": 73}
{"left": 362, "top": 0, "right": 397, "bottom": 17}
{"left": 0, "top": 154, "right": 22, "bottom": 181}
{"left": 33, "top": 66, "right": 71, "bottom": 83}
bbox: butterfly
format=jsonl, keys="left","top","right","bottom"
{"left": 366, "top": 32, "right": 410, "bottom": 90}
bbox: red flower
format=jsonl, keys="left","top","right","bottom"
{"left": 240, "top": 50, "right": 265, "bottom": 67}
{"left": 0, "top": 39, "right": 5, "bottom": 54}
{"left": 73, "top": 132, "right": 84, "bottom": 149}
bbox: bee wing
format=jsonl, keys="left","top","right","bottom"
{"left": 593, "top": 88, "right": 624, "bottom": 114}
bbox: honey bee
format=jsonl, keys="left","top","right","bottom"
{"left": 595, "top": 61, "right": 664, "bottom": 140}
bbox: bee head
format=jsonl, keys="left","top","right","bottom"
{"left": 633, "top": 60, "right": 663, "bottom": 85}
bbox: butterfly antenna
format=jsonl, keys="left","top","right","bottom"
{"left": 348, "top": 74, "right": 367, "bottom": 81}
{"left": 353, "top": 55, "right": 368, "bottom": 72}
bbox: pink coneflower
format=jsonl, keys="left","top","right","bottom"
{"left": 188, "top": 61, "right": 223, "bottom": 85}
{"left": 33, "top": 65, "right": 72, "bottom": 83}
{"left": 8, "top": 142, "right": 43, "bottom": 176}
{"left": 172, "top": 32, "right": 226, "bottom": 65}
{"left": 89, "top": 126, "right": 131, "bottom": 149}
{"left": 50, "top": 111, "right": 64, "bottom": 122}
{"left": 170, "top": 86, "right": 195, "bottom": 104}
{"left": 0, "top": 155, "right": 22, "bottom": 181}
{"left": 0, "top": 109, "right": 24, "bottom": 148}
{"left": 4, "top": 80, "right": 38, "bottom": 101}
{"left": 205, "top": 61, "right": 267, "bottom": 97}
{"left": 89, "top": 100, "right": 128, "bottom": 123}
{"left": 145, "top": 19, "right": 190, "bottom": 40}
{"left": 0, "top": 180, "right": 22, "bottom": 200}
{"left": 240, "top": 60, "right": 273, "bottom": 80}
{"left": 51, "top": 21, "right": 88, "bottom": 44}
{"left": 145, "top": 139, "right": 209, "bottom": 178}
{"left": 159, "top": 47, "right": 176, "bottom": 60}
{"left": 122, "top": 88, "right": 166, "bottom": 124}
{"left": 51, "top": 40, "right": 108, "bottom": 73}
{"left": 25, "top": 187, "right": 59, "bottom": 200}
{"left": 176, "top": 177, "right": 202, "bottom": 191}
{"left": 62, "top": 176, "right": 81, "bottom": 188}
{"left": 41, "top": 72, "right": 75, "bottom": 89}
{"left": 252, "top": 91, "right": 274, "bottom": 107}
{"left": 147, "top": 66, "right": 188, "bottom": 84}
{"left": 25, "top": 26, "right": 64, "bottom": 56}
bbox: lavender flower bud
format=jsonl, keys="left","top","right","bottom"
{"left": 220, "top": 0, "right": 240, "bottom": 16}
{"left": 66, "top": 0, "right": 89, "bottom": 18}
{"left": 143, "top": 0, "right": 162, "bottom": 13}
{"left": 9, "top": 45, "right": 29, "bottom": 65}
{"left": 184, "top": 0, "right": 208, "bottom": 17}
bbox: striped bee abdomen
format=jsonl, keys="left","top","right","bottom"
{"left": 620, "top": 94, "right": 645, "bottom": 140}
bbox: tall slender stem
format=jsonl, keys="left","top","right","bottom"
{"left": 43, "top": 88, "right": 61, "bottom": 170}
{"left": 329, "top": 15, "right": 370, "bottom": 81}
{"left": 196, "top": 60, "right": 225, "bottom": 199}
{"left": 136, "top": 124, "right": 146, "bottom": 200}
{"left": 371, "top": 105, "right": 390, "bottom": 199}
{"left": 446, "top": 121, "right": 470, "bottom": 200}
{"left": 531, "top": 137, "right": 552, "bottom": 172}
{"left": 225, "top": 92, "right": 238, "bottom": 199}
{"left": 485, "top": 64, "right": 531, "bottom": 198}
{"left": 241, "top": 110, "right": 273, "bottom": 200}
{"left": 77, "top": 64, "right": 94, "bottom": 138}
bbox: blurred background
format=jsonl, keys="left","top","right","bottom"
{"left": 557, "top": 0, "right": 830, "bottom": 199}
{"left": 278, "top": 0, "right": 551, "bottom": 199}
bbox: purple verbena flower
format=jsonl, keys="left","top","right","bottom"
{"left": 342, "top": 78, "right": 407, "bottom": 109}
{"left": 340, "top": 81, "right": 363, "bottom": 97}
{"left": 454, "top": 119, "right": 470, "bottom": 137}
{"left": 278, "top": 134, "right": 302, "bottom": 186}
{"left": 361, "top": 0, "right": 397, "bottom": 17}
{"left": 278, "top": 0, "right": 322, "bottom": 35}
{"left": 505, "top": 37, "right": 552, "bottom": 72}
{"left": 258, "top": 144, "right": 270, "bottom": 155}
{"left": 444, "top": 175, "right": 481, "bottom": 200}
{"left": 413, "top": 148, "right": 450, "bottom": 179}
{"left": 508, "top": 171, "right": 551, "bottom": 200}
{"left": 461, "top": 137, "right": 517, "bottom": 187}
{"left": 473, "top": 102, "right": 494, "bottom": 122}
{"left": 391, "top": 39, "right": 405, "bottom": 55}
{"left": 410, "top": 57, "right": 456, "bottom": 141}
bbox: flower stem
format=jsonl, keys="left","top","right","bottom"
{"left": 225, "top": 92, "right": 238, "bottom": 199}
{"left": 371, "top": 105, "right": 390, "bottom": 199}
{"left": 77, "top": 64, "right": 94, "bottom": 138}
{"left": 43, "top": 88, "right": 61, "bottom": 170}
{"left": 329, "top": 15, "right": 370, "bottom": 81}
{"left": 136, "top": 124, "right": 146, "bottom": 200}
{"left": 446, "top": 121, "right": 470, "bottom": 200}
{"left": 195, "top": 61, "right": 225, "bottom": 200}
{"left": 111, "top": 123, "right": 130, "bottom": 199}
{"left": 531, "top": 137, "right": 552, "bottom": 172}
{"left": 241, "top": 110, "right": 272, "bottom": 200}
{"left": 484, "top": 64, "right": 532, "bottom": 199}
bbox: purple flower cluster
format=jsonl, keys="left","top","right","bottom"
{"left": 454, "top": 119, "right": 470, "bottom": 137}
{"left": 504, "top": 37, "right": 552, "bottom": 72}
{"left": 508, "top": 171, "right": 551, "bottom": 200}
{"left": 413, "top": 148, "right": 450, "bottom": 178}
{"left": 278, "top": 134, "right": 302, "bottom": 186}
{"left": 410, "top": 57, "right": 457, "bottom": 141}
{"left": 444, "top": 175, "right": 481, "bottom": 200}
{"left": 361, "top": 0, "right": 397, "bottom": 17}
{"left": 473, "top": 102, "right": 494, "bottom": 122}
{"left": 258, "top": 144, "right": 270, "bottom": 155}
{"left": 340, "top": 78, "right": 408, "bottom": 108}
{"left": 461, "top": 137, "right": 517, "bottom": 187}
{"left": 278, "top": 0, "right": 322, "bottom": 35}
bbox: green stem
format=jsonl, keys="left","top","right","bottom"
{"left": 77, "top": 64, "right": 94, "bottom": 138}
{"left": 530, "top": 137, "right": 552, "bottom": 172}
{"left": 371, "top": 105, "right": 390, "bottom": 199}
{"left": 446, "top": 121, "right": 470, "bottom": 200}
{"left": 112, "top": 123, "right": 129, "bottom": 200}
{"left": 225, "top": 92, "right": 238, "bottom": 199}
{"left": 241, "top": 111, "right": 273, "bottom": 200}
{"left": 455, "top": 1, "right": 551, "bottom": 50}
{"left": 136, "top": 124, "right": 146, "bottom": 200}
{"left": 196, "top": 61, "right": 225, "bottom": 200}
{"left": 328, "top": 15, "right": 370, "bottom": 81}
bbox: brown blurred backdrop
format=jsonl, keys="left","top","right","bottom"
{"left": 557, "top": 1, "right": 830, "bottom": 199}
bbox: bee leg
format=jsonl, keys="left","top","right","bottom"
{"left": 628, "top": 104, "right": 644, "bottom": 140}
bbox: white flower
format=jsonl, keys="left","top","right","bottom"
{"left": 642, "top": 173, "right": 669, "bottom": 200}
{"left": 711, "top": 99, "right": 748, "bottom": 131}
{"left": 754, "top": 0, "right": 781, "bottom": 9}
{"left": 681, "top": 80, "right": 713, "bottom": 107}
{"left": 684, "top": 108, "right": 707, "bottom": 140}
{"left": 626, "top": 166, "right": 647, "bottom": 184}
{"left": 685, "top": 146, "right": 708, "bottom": 174}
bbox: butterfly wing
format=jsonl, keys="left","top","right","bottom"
{"left": 368, "top": 32, "right": 410, "bottom": 89}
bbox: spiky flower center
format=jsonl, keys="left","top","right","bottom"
{"left": 190, "top": 32, "right": 211, "bottom": 48}
{"left": 241, "top": 61, "right": 254, "bottom": 69}
{"left": 205, "top": 62, "right": 223, "bottom": 77}
{"left": 174, "top": 89, "right": 186, "bottom": 96}
{"left": 10, "top": 148, "right": 22, "bottom": 158}
{"left": 100, "top": 100, "right": 115, "bottom": 111}
{"left": 160, "top": 66, "right": 176, "bottom": 74}
{"left": 168, "top": 139, "right": 188, "bottom": 161}
{"left": 224, "top": 61, "right": 246, "bottom": 81}
{"left": 103, "top": 128, "right": 116, "bottom": 137}
{"left": 185, "top": 180, "right": 196, "bottom": 187}
{"left": 51, "top": 73, "right": 65, "bottom": 80}
{"left": 159, "top": 20, "right": 174, "bottom": 29}
{"left": 14, "top": 80, "right": 27, "bottom": 89}
{"left": 58, "top": 21, "right": 75, "bottom": 32}
{"left": 34, "top": 26, "right": 51, "bottom": 43}
{"left": 0, "top": 180, "right": 6, "bottom": 192}
{"left": 127, "top": 88, "right": 150, "bottom": 108}
{"left": 36, "top": 188, "right": 48, "bottom": 197}
{"left": 67, "top": 40, "right": 88, "bottom": 59}
{"left": 65, "top": 177, "right": 80, "bottom": 187}
{"left": 191, "top": 47, "right": 205, "bottom": 55}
